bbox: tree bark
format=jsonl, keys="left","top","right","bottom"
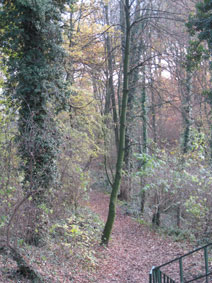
{"left": 181, "top": 70, "right": 192, "bottom": 154}
{"left": 104, "top": 4, "right": 119, "bottom": 153}
{"left": 101, "top": 0, "right": 130, "bottom": 246}
{"left": 140, "top": 66, "right": 148, "bottom": 213}
{"left": 122, "top": 0, "right": 143, "bottom": 201}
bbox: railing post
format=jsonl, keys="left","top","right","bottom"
{"left": 149, "top": 243, "right": 212, "bottom": 283}
{"left": 204, "top": 246, "right": 209, "bottom": 283}
{"left": 149, "top": 266, "right": 155, "bottom": 283}
{"left": 179, "top": 257, "right": 183, "bottom": 283}
{"left": 149, "top": 272, "right": 152, "bottom": 283}
{"left": 158, "top": 269, "right": 162, "bottom": 283}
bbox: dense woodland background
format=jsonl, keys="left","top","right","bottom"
{"left": 1, "top": 0, "right": 212, "bottom": 281}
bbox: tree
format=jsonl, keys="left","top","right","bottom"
{"left": 0, "top": 0, "right": 68, "bottom": 244}
{"left": 104, "top": 3, "right": 119, "bottom": 153}
{"left": 101, "top": 0, "right": 130, "bottom": 246}
{"left": 122, "top": 0, "right": 148, "bottom": 202}
{"left": 188, "top": 0, "right": 212, "bottom": 165}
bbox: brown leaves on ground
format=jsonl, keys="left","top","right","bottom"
{"left": 0, "top": 190, "right": 203, "bottom": 282}
{"left": 84, "top": 191, "right": 190, "bottom": 283}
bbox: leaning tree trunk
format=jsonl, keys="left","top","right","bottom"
{"left": 101, "top": 0, "right": 130, "bottom": 246}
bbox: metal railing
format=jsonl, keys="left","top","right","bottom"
{"left": 149, "top": 243, "right": 212, "bottom": 283}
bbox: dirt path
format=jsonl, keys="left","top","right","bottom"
{"left": 87, "top": 191, "right": 190, "bottom": 283}
{"left": 0, "top": 190, "right": 200, "bottom": 282}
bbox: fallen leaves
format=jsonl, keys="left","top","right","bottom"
{"left": 0, "top": 190, "right": 202, "bottom": 282}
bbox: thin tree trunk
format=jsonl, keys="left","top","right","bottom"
{"left": 66, "top": 5, "right": 75, "bottom": 83}
{"left": 141, "top": 69, "right": 147, "bottom": 155}
{"left": 151, "top": 55, "right": 157, "bottom": 144}
{"left": 101, "top": 0, "right": 130, "bottom": 246}
{"left": 151, "top": 89, "right": 157, "bottom": 144}
{"left": 104, "top": 4, "right": 119, "bottom": 153}
{"left": 179, "top": 56, "right": 193, "bottom": 227}
{"left": 181, "top": 70, "right": 192, "bottom": 154}
{"left": 140, "top": 66, "right": 147, "bottom": 214}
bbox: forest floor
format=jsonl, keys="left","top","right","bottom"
{"left": 0, "top": 190, "right": 206, "bottom": 282}
{"left": 74, "top": 190, "right": 198, "bottom": 283}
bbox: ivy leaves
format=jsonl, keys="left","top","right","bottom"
{"left": 0, "top": 0, "right": 68, "bottom": 197}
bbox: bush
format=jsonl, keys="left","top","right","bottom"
{"left": 135, "top": 140, "right": 212, "bottom": 242}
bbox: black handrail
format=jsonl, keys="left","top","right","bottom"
{"left": 156, "top": 243, "right": 212, "bottom": 270}
{"left": 149, "top": 243, "right": 212, "bottom": 283}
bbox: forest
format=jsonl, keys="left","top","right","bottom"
{"left": 1, "top": 0, "right": 212, "bottom": 282}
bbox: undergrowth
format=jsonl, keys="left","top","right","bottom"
{"left": 135, "top": 216, "right": 195, "bottom": 244}
{"left": 0, "top": 206, "right": 104, "bottom": 282}
{"left": 159, "top": 226, "right": 195, "bottom": 243}
{"left": 49, "top": 207, "right": 104, "bottom": 269}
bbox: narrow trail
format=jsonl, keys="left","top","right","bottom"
{"left": 87, "top": 190, "right": 189, "bottom": 283}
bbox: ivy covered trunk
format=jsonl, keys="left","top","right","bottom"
{"left": 1, "top": 0, "right": 66, "bottom": 245}
{"left": 178, "top": 49, "right": 193, "bottom": 228}
{"left": 101, "top": 0, "right": 130, "bottom": 246}
{"left": 181, "top": 70, "right": 193, "bottom": 155}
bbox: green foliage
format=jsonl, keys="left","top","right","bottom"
{"left": 0, "top": 96, "right": 19, "bottom": 234}
{"left": 185, "top": 196, "right": 208, "bottom": 219}
{"left": 183, "top": 126, "right": 206, "bottom": 155}
{"left": 187, "top": 0, "right": 212, "bottom": 54}
{"left": 0, "top": 0, "right": 68, "bottom": 198}
{"left": 135, "top": 134, "right": 212, "bottom": 241}
{"left": 55, "top": 89, "right": 104, "bottom": 209}
{"left": 185, "top": 41, "right": 207, "bottom": 71}
{"left": 188, "top": 1, "right": 212, "bottom": 34}
{"left": 162, "top": 227, "right": 195, "bottom": 242}
{"left": 202, "top": 89, "right": 212, "bottom": 105}
{"left": 134, "top": 151, "right": 165, "bottom": 179}
{"left": 50, "top": 208, "right": 104, "bottom": 268}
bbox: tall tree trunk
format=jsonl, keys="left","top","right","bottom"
{"left": 101, "top": 0, "right": 130, "bottom": 246}
{"left": 104, "top": 4, "right": 119, "bottom": 153}
{"left": 66, "top": 4, "right": 75, "bottom": 83}
{"left": 141, "top": 69, "right": 148, "bottom": 155}
{"left": 140, "top": 67, "right": 148, "bottom": 213}
{"left": 151, "top": 54, "right": 158, "bottom": 144}
{"left": 124, "top": 0, "right": 142, "bottom": 166}
{"left": 1, "top": 0, "right": 65, "bottom": 246}
{"left": 181, "top": 70, "right": 192, "bottom": 154}
{"left": 151, "top": 87, "right": 157, "bottom": 144}
{"left": 178, "top": 51, "right": 193, "bottom": 228}
{"left": 121, "top": 0, "right": 143, "bottom": 201}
